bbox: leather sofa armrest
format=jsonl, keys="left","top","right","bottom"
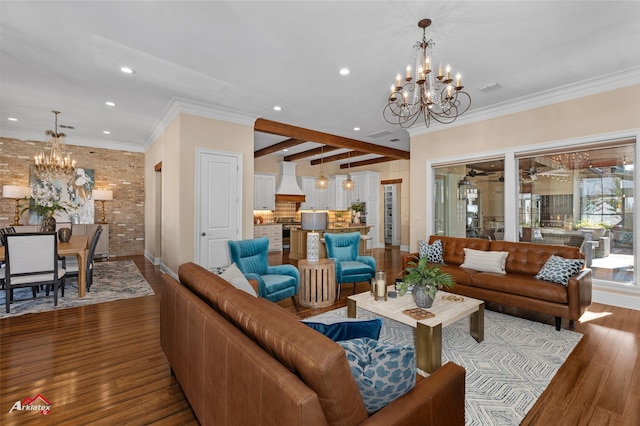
{"left": 363, "top": 362, "right": 466, "bottom": 426}
{"left": 401, "top": 253, "right": 419, "bottom": 271}
{"left": 247, "top": 278, "right": 260, "bottom": 295}
{"left": 567, "top": 267, "right": 592, "bottom": 320}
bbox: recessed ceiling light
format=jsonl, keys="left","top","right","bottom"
{"left": 7, "top": 117, "right": 17, "bottom": 121}
{"left": 103, "top": 130, "right": 111, "bottom": 135}
{"left": 283, "top": 149, "right": 288, "bottom": 152}
{"left": 353, "top": 127, "right": 360, "bottom": 131}
{"left": 339, "top": 68, "right": 350, "bottom": 75}
{"left": 273, "top": 106, "right": 282, "bottom": 111}
{"left": 120, "top": 66, "right": 134, "bottom": 74}
{"left": 105, "top": 101, "right": 115, "bottom": 107}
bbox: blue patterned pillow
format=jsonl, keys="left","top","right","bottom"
{"left": 535, "top": 255, "right": 584, "bottom": 286}
{"left": 338, "top": 337, "right": 415, "bottom": 414}
{"left": 418, "top": 239, "right": 444, "bottom": 263}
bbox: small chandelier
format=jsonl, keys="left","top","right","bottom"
{"left": 458, "top": 177, "right": 471, "bottom": 200}
{"left": 315, "top": 145, "right": 329, "bottom": 190}
{"left": 34, "top": 110, "right": 76, "bottom": 175}
{"left": 343, "top": 151, "right": 355, "bottom": 191}
{"left": 383, "top": 18, "right": 471, "bottom": 128}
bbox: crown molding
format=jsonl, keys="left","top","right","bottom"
{"left": 0, "top": 128, "right": 144, "bottom": 152}
{"left": 408, "top": 66, "right": 640, "bottom": 138}
{"left": 143, "top": 98, "right": 259, "bottom": 150}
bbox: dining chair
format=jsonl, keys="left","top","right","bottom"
{"left": 60, "top": 226, "right": 102, "bottom": 292}
{"left": 323, "top": 232, "right": 376, "bottom": 298}
{"left": 0, "top": 226, "right": 16, "bottom": 246}
{"left": 228, "top": 237, "right": 300, "bottom": 312}
{"left": 4, "top": 232, "right": 66, "bottom": 313}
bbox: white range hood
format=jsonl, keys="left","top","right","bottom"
{"left": 275, "top": 161, "right": 306, "bottom": 202}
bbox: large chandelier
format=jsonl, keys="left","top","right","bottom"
{"left": 383, "top": 18, "right": 471, "bottom": 128}
{"left": 34, "top": 110, "right": 76, "bottom": 175}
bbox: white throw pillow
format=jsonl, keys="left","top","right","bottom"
{"left": 219, "top": 263, "right": 257, "bottom": 296}
{"left": 460, "top": 248, "right": 508, "bottom": 274}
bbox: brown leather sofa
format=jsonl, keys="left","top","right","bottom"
{"left": 402, "top": 236, "right": 592, "bottom": 330}
{"left": 160, "top": 262, "right": 466, "bottom": 426}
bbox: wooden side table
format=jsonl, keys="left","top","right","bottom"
{"left": 298, "top": 259, "right": 336, "bottom": 308}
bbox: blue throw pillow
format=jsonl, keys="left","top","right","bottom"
{"left": 338, "top": 337, "right": 416, "bottom": 414}
{"left": 302, "top": 316, "right": 383, "bottom": 342}
{"left": 535, "top": 255, "right": 584, "bottom": 286}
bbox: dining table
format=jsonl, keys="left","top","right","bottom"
{"left": 0, "top": 234, "right": 89, "bottom": 298}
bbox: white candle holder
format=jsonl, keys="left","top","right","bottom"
{"left": 374, "top": 270, "right": 387, "bottom": 301}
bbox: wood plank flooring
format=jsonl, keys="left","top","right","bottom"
{"left": 0, "top": 248, "right": 638, "bottom": 425}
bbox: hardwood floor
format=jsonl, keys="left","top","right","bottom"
{"left": 0, "top": 248, "right": 638, "bottom": 425}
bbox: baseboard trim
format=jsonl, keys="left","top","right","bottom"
{"left": 160, "top": 263, "right": 178, "bottom": 281}
{"left": 143, "top": 250, "right": 161, "bottom": 265}
{"left": 592, "top": 285, "right": 640, "bottom": 311}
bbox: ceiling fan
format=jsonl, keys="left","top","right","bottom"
{"left": 537, "top": 168, "right": 571, "bottom": 177}
{"left": 522, "top": 167, "right": 538, "bottom": 181}
{"left": 466, "top": 169, "right": 494, "bottom": 178}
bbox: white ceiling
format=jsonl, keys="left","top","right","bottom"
{"left": 1, "top": 1, "right": 639, "bottom": 159}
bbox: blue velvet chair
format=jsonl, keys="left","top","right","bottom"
{"left": 228, "top": 237, "right": 300, "bottom": 312}
{"left": 324, "top": 232, "right": 376, "bottom": 298}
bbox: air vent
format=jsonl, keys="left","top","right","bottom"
{"left": 479, "top": 83, "right": 500, "bottom": 92}
{"left": 60, "top": 124, "right": 75, "bottom": 129}
{"left": 367, "top": 130, "right": 392, "bottom": 138}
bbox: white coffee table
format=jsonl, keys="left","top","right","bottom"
{"left": 347, "top": 288, "right": 484, "bottom": 373}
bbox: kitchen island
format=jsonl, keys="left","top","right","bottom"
{"left": 289, "top": 225, "right": 372, "bottom": 262}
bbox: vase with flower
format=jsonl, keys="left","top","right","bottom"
{"left": 21, "top": 181, "right": 73, "bottom": 232}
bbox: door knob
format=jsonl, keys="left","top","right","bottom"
{"left": 201, "top": 232, "right": 206, "bottom": 236}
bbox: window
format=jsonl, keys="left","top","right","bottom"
{"left": 518, "top": 145, "right": 634, "bottom": 284}
{"left": 432, "top": 142, "right": 634, "bottom": 286}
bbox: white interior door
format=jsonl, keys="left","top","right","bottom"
{"left": 196, "top": 150, "right": 241, "bottom": 270}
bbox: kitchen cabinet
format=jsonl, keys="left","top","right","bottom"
{"left": 329, "top": 175, "right": 350, "bottom": 210}
{"left": 300, "top": 176, "right": 329, "bottom": 210}
{"left": 253, "top": 224, "right": 282, "bottom": 252}
{"left": 289, "top": 226, "right": 372, "bottom": 261}
{"left": 254, "top": 173, "right": 276, "bottom": 210}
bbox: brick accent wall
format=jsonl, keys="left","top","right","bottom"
{"left": 0, "top": 137, "right": 145, "bottom": 257}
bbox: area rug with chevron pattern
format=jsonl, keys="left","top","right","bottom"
{"left": 309, "top": 306, "right": 583, "bottom": 426}
{"left": 0, "top": 260, "right": 154, "bottom": 319}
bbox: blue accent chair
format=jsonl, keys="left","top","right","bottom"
{"left": 324, "top": 232, "right": 376, "bottom": 298}
{"left": 228, "top": 237, "right": 300, "bottom": 312}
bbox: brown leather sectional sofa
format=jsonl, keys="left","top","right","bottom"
{"left": 160, "top": 262, "right": 466, "bottom": 426}
{"left": 402, "top": 236, "right": 592, "bottom": 330}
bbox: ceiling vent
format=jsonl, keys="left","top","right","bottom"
{"left": 367, "top": 130, "right": 392, "bottom": 138}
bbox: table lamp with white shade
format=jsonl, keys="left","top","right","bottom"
{"left": 3, "top": 185, "right": 31, "bottom": 226}
{"left": 93, "top": 189, "right": 113, "bottom": 224}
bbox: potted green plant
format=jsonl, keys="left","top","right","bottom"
{"left": 397, "top": 256, "right": 455, "bottom": 308}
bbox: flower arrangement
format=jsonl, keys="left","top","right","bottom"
{"left": 23, "top": 180, "right": 73, "bottom": 218}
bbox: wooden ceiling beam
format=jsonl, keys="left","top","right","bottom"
{"left": 310, "top": 151, "right": 368, "bottom": 165}
{"left": 340, "top": 157, "right": 398, "bottom": 168}
{"left": 255, "top": 118, "right": 409, "bottom": 160}
{"left": 283, "top": 145, "right": 340, "bottom": 162}
{"left": 254, "top": 138, "right": 306, "bottom": 158}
